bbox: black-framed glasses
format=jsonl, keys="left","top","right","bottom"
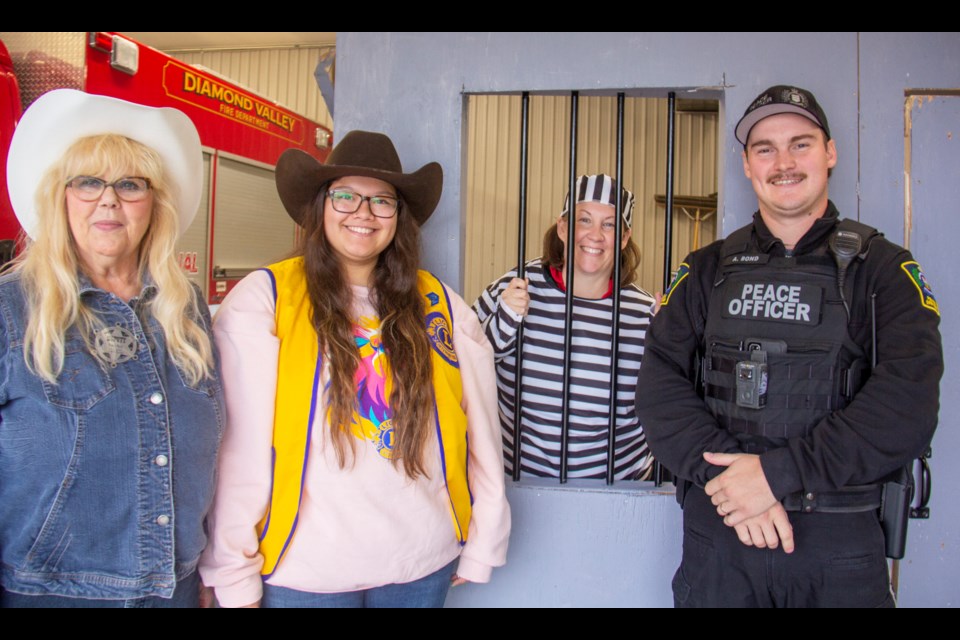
{"left": 66, "top": 176, "right": 152, "bottom": 202}
{"left": 328, "top": 189, "right": 400, "bottom": 219}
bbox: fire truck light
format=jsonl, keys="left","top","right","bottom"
{"left": 88, "top": 32, "right": 114, "bottom": 53}
{"left": 315, "top": 129, "right": 331, "bottom": 149}
{"left": 110, "top": 36, "right": 139, "bottom": 76}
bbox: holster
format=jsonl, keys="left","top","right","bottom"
{"left": 880, "top": 466, "right": 915, "bottom": 560}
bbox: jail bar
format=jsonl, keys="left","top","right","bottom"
{"left": 512, "top": 92, "right": 530, "bottom": 482}
{"left": 662, "top": 92, "right": 677, "bottom": 299}
{"left": 559, "top": 91, "right": 579, "bottom": 484}
{"left": 653, "top": 91, "right": 678, "bottom": 488}
{"left": 605, "top": 93, "right": 627, "bottom": 485}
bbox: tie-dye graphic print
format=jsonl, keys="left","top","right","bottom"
{"left": 351, "top": 316, "right": 395, "bottom": 459}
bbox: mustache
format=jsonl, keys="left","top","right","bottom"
{"left": 768, "top": 172, "right": 806, "bottom": 184}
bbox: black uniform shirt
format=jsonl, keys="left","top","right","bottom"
{"left": 636, "top": 202, "right": 943, "bottom": 499}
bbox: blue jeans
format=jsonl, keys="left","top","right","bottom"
{"left": 0, "top": 571, "right": 201, "bottom": 608}
{"left": 261, "top": 560, "right": 457, "bottom": 608}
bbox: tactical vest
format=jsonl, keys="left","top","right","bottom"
{"left": 702, "top": 219, "right": 878, "bottom": 454}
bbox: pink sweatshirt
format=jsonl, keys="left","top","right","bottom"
{"left": 198, "top": 271, "right": 510, "bottom": 607}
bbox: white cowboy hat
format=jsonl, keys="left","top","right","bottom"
{"left": 6, "top": 89, "right": 202, "bottom": 239}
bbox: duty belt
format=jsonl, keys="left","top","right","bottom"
{"left": 782, "top": 484, "right": 882, "bottom": 514}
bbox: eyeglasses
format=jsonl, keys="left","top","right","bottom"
{"left": 66, "top": 176, "right": 152, "bottom": 202}
{"left": 328, "top": 189, "right": 400, "bottom": 219}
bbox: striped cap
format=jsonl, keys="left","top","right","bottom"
{"left": 561, "top": 174, "right": 635, "bottom": 229}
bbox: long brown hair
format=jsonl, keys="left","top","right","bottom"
{"left": 541, "top": 220, "right": 641, "bottom": 288}
{"left": 300, "top": 186, "right": 434, "bottom": 479}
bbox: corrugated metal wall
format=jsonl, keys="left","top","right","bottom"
{"left": 171, "top": 48, "right": 333, "bottom": 130}
{"left": 464, "top": 94, "right": 717, "bottom": 302}
{"left": 212, "top": 156, "right": 296, "bottom": 272}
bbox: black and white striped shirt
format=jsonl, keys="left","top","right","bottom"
{"left": 473, "top": 259, "right": 656, "bottom": 480}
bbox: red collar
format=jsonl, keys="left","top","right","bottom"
{"left": 548, "top": 266, "right": 615, "bottom": 299}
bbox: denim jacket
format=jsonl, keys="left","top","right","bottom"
{"left": 0, "top": 271, "right": 223, "bottom": 599}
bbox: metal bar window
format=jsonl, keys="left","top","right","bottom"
{"left": 522, "top": 92, "right": 638, "bottom": 485}
{"left": 465, "top": 90, "right": 718, "bottom": 486}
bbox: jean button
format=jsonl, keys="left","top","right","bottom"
{"left": 150, "top": 392, "right": 164, "bottom": 405}
{"left": 155, "top": 454, "right": 169, "bottom": 467}
{"left": 156, "top": 514, "right": 171, "bottom": 526}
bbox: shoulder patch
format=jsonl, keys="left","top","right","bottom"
{"left": 426, "top": 312, "right": 458, "bottom": 366}
{"left": 900, "top": 260, "right": 939, "bottom": 316}
{"left": 661, "top": 263, "right": 690, "bottom": 307}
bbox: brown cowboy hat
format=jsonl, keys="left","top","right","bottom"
{"left": 275, "top": 130, "right": 443, "bottom": 226}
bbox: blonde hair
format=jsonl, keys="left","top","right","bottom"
{"left": 14, "top": 134, "right": 214, "bottom": 385}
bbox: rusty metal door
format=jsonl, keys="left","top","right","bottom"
{"left": 899, "top": 93, "right": 960, "bottom": 607}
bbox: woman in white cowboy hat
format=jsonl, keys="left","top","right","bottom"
{"left": 474, "top": 174, "right": 657, "bottom": 480}
{"left": 0, "top": 89, "right": 222, "bottom": 607}
{"left": 199, "top": 130, "right": 510, "bottom": 608}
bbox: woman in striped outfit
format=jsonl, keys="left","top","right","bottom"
{"left": 474, "top": 174, "right": 656, "bottom": 480}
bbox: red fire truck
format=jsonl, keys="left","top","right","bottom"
{"left": 0, "top": 32, "right": 332, "bottom": 305}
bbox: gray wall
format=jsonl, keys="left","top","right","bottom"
{"left": 446, "top": 481, "right": 682, "bottom": 608}
{"left": 335, "top": 32, "right": 960, "bottom": 607}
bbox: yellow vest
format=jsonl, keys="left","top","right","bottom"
{"left": 256, "top": 257, "right": 471, "bottom": 577}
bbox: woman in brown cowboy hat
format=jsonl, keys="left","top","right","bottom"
{"left": 199, "top": 131, "right": 510, "bottom": 608}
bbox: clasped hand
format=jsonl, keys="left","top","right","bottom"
{"left": 703, "top": 452, "right": 794, "bottom": 553}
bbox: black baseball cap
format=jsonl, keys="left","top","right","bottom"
{"left": 735, "top": 85, "right": 831, "bottom": 145}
